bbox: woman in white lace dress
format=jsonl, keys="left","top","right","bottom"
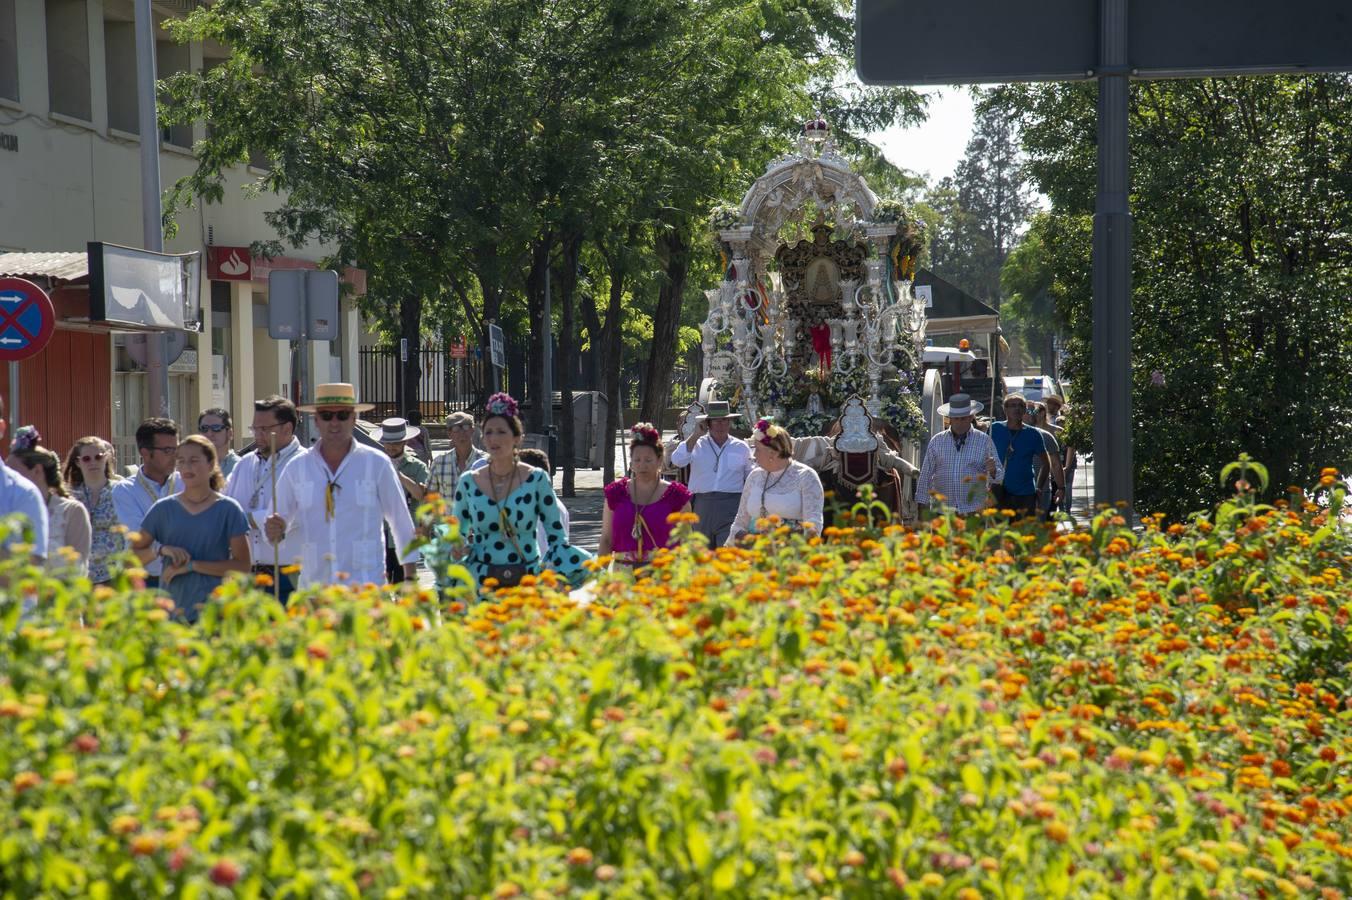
{"left": 726, "top": 420, "right": 824, "bottom": 544}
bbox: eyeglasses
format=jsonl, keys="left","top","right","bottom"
{"left": 149, "top": 445, "right": 177, "bottom": 456}
{"left": 449, "top": 424, "right": 472, "bottom": 433}
{"left": 250, "top": 423, "right": 287, "bottom": 433}
{"left": 1004, "top": 404, "right": 1026, "bottom": 411}
{"left": 317, "top": 411, "right": 352, "bottom": 422}
{"left": 79, "top": 451, "right": 107, "bottom": 463}
{"left": 199, "top": 423, "right": 228, "bottom": 434}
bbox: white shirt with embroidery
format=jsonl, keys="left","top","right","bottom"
{"left": 273, "top": 440, "right": 419, "bottom": 588}
{"left": 727, "top": 460, "right": 824, "bottom": 543}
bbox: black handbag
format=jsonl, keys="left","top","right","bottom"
{"left": 479, "top": 511, "right": 534, "bottom": 588}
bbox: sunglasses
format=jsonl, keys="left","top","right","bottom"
{"left": 199, "top": 423, "right": 228, "bottom": 433}
{"left": 79, "top": 451, "right": 107, "bottom": 463}
{"left": 317, "top": 411, "right": 352, "bottom": 422}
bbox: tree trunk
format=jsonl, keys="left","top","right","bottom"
{"left": 601, "top": 245, "right": 628, "bottom": 485}
{"left": 640, "top": 224, "right": 690, "bottom": 425}
{"left": 524, "top": 233, "right": 553, "bottom": 434}
{"left": 398, "top": 293, "right": 422, "bottom": 421}
{"left": 555, "top": 231, "right": 582, "bottom": 496}
{"left": 578, "top": 289, "right": 604, "bottom": 391}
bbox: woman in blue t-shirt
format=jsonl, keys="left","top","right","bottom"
{"left": 131, "top": 435, "right": 251, "bottom": 621}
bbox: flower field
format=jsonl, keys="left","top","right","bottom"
{"left": 2, "top": 472, "right": 1351, "bottom": 897}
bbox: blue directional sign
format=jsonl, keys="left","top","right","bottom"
{"left": 0, "top": 277, "right": 57, "bottom": 362}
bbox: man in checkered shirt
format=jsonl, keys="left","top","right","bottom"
{"left": 915, "top": 394, "right": 1002, "bottom": 515}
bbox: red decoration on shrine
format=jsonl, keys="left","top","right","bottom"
{"left": 810, "top": 322, "right": 833, "bottom": 380}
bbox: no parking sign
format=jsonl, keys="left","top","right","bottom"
{"left": 0, "top": 278, "right": 56, "bottom": 362}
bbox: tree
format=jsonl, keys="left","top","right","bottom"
{"left": 1000, "top": 213, "right": 1065, "bottom": 374}
{"left": 925, "top": 99, "right": 1036, "bottom": 305}
{"left": 993, "top": 75, "right": 1352, "bottom": 518}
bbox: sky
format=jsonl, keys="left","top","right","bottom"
{"left": 867, "top": 87, "right": 977, "bottom": 186}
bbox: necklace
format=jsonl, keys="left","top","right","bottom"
{"left": 759, "top": 464, "right": 791, "bottom": 519}
{"left": 489, "top": 464, "right": 519, "bottom": 539}
{"left": 137, "top": 469, "right": 168, "bottom": 503}
{"left": 709, "top": 437, "right": 727, "bottom": 473}
{"left": 629, "top": 478, "right": 663, "bottom": 542}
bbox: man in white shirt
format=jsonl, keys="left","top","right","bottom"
{"left": 915, "top": 394, "right": 1001, "bottom": 515}
{"left": 111, "top": 418, "right": 181, "bottom": 585}
{"left": 264, "top": 384, "right": 419, "bottom": 588}
{"left": 669, "top": 400, "right": 751, "bottom": 546}
{"left": 225, "top": 396, "right": 305, "bottom": 603}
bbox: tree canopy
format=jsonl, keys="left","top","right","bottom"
{"left": 992, "top": 75, "right": 1352, "bottom": 518}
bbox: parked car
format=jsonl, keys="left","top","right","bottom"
{"left": 1000, "top": 375, "right": 1064, "bottom": 419}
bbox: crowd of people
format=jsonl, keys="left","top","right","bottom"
{"left": 915, "top": 390, "right": 1075, "bottom": 519}
{"left": 0, "top": 377, "right": 1074, "bottom": 620}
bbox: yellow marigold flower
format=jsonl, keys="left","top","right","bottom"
{"left": 51, "top": 769, "right": 76, "bottom": 786}
{"left": 920, "top": 872, "right": 945, "bottom": 888}
{"left": 111, "top": 815, "right": 141, "bottom": 835}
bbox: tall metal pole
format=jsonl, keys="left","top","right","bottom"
{"left": 134, "top": 0, "right": 170, "bottom": 417}
{"left": 1093, "top": 0, "right": 1133, "bottom": 512}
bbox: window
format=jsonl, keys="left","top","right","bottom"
{"left": 0, "top": 0, "right": 17, "bottom": 101}
{"left": 156, "top": 38, "right": 192, "bottom": 147}
{"left": 103, "top": 19, "right": 137, "bottom": 132}
{"left": 46, "top": 0, "right": 92, "bottom": 121}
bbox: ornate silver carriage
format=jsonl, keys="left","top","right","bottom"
{"left": 676, "top": 120, "right": 934, "bottom": 519}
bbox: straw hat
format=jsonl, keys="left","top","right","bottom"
{"left": 695, "top": 400, "right": 741, "bottom": 422}
{"left": 299, "top": 383, "right": 375, "bottom": 413}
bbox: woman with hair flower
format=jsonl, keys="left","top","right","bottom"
{"left": 445, "top": 393, "right": 590, "bottom": 590}
{"left": 726, "top": 419, "right": 824, "bottom": 545}
{"left": 7, "top": 427, "right": 91, "bottom": 575}
{"left": 598, "top": 423, "right": 693, "bottom": 566}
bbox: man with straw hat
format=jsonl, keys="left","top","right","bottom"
{"left": 225, "top": 395, "right": 305, "bottom": 604}
{"left": 669, "top": 399, "right": 751, "bottom": 546}
{"left": 264, "top": 384, "right": 419, "bottom": 588}
{"left": 916, "top": 393, "right": 1002, "bottom": 515}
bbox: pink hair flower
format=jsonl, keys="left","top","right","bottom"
{"left": 485, "top": 392, "right": 519, "bottom": 418}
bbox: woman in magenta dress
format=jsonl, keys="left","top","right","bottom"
{"left": 599, "top": 423, "right": 693, "bottom": 566}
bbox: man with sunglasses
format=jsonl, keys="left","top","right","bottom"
{"left": 225, "top": 396, "right": 304, "bottom": 604}
{"left": 263, "top": 383, "right": 419, "bottom": 588}
{"left": 112, "top": 418, "right": 181, "bottom": 585}
{"left": 988, "top": 394, "right": 1061, "bottom": 519}
{"left": 427, "top": 410, "right": 486, "bottom": 497}
{"left": 197, "top": 408, "right": 240, "bottom": 477}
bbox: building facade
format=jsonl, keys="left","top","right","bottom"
{"left": 0, "top": 0, "right": 361, "bottom": 462}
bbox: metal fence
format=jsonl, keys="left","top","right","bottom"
{"left": 358, "top": 346, "right": 486, "bottom": 422}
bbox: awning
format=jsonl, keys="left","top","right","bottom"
{"left": 0, "top": 252, "right": 89, "bottom": 283}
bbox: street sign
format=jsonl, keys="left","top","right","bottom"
{"left": 87, "top": 242, "right": 202, "bottom": 332}
{"left": 0, "top": 278, "right": 56, "bottom": 362}
{"left": 488, "top": 323, "right": 506, "bottom": 369}
{"left": 857, "top": 0, "right": 1352, "bottom": 514}
{"left": 268, "top": 269, "right": 340, "bottom": 341}
{"left": 126, "top": 330, "right": 188, "bottom": 367}
{"left": 856, "top": 0, "right": 1352, "bottom": 84}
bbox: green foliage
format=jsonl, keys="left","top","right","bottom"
{"left": 924, "top": 97, "right": 1037, "bottom": 305}
{"left": 1, "top": 463, "right": 1351, "bottom": 896}
{"left": 992, "top": 75, "right": 1352, "bottom": 519}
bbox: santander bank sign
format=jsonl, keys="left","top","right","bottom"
{"left": 208, "top": 246, "right": 253, "bottom": 282}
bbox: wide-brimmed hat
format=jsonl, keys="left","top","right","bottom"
{"left": 937, "top": 393, "right": 983, "bottom": 418}
{"left": 696, "top": 400, "right": 741, "bottom": 422}
{"left": 299, "top": 383, "right": 375, "bottom": 413}
{"left": 379, "top": 417, "right": 420, "bottom": 443}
